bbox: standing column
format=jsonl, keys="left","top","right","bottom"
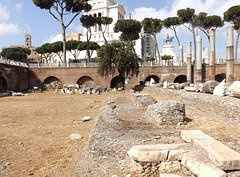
{"left": 187, "top": 41, "right": 192, "bottom": 83}
{"left": 226, "top": 26, "right": 234, "bottom": 82}
{"left": 209, "top": 29, "right": 216, "bottom": 80}
{"left": 196, "top": 36, "right": 202, "bottom": 82}
{"left": 179, "top": 45, "right": 183, "bottom": 66}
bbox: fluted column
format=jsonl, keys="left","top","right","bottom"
{"left": 209, "top": 29, "right": 216, "bottom": 80}
{"left": 187, "top": 41, "right": 192, "bottom": 83}
{"left": 226, "top": 26, "right": 234, "bottom": 82}
{"left": 196, "top": 36, "right": 202, "bottom": 83}
{"left": 179, "top": 45, "right": 183, "bottom": 66}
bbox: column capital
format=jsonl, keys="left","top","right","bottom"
{"left": 187, "top": 41, "right": 192, "bottom": 47}
{"left": 197, "top": 36, "right": 202, "bottom": 42}
{"left": 209, "top": 28, "right": 216, "bottom": 37}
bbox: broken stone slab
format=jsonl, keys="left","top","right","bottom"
{"left": 150, "top": 78, "right": 156, "bottom": 87}
{"left": 203, "top": 80, "right": 219, "bottom": 94}
{"left": 159, "top": 161, "right": 181, "bottom": 173}
{"left": 128, "top": 143, "right": 192, "bottom": 162}
{"left": 70, "top": 134, "right": 82, "bottom": 140}
{"left": 163, "top": 81, "right": 168, "bottom": 88}
{"left": 147, "top": 100, "right": 185, "bottom": 125}
{"left": 112, "top": 87, "right": 117, "bottom": 92}
{"left": 229, "top": 81, "right": 240, "bottom": 98}
{"left": 213, "top": 79, "right": 226, "bottom": 96}
{"left": 63, "top": 84, "right": 79, "bottom": 89}
{"left": 229, "top": 81, "right": 240, "bottom": 92}
{"left": 145, "top": 81, "right": 150, "bottom": 87}
{"left": 181, "top": 151, "right": 226, "bottom": 177}
{"left": 132, "top": 93, "right": 157, "bottom": 108}
{"left": 160, "top": 173, "right": 187, "bottom": 177}
{"left": 12, "top": 92, "right": 24, "bottom": 96}
{"left": 184, "top": 87, "right": 197, "bottom": 92}
{"left": 82, "top": 116, "right": 91, "bottom": 122}
{"left": 194, "top": 83, "right": 204, "bottom": 92}
{"left": 181, "top": 130, "right": 240, "bottom": 170}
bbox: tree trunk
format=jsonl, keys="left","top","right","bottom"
{"left": 86, "top": 29, "right": 90, "bottom": 64}
{"left": 235, "top": 28, "right": 240, "bottom": 62}
{"left": 192, "top": 24, "right": 196, "bottom": 64}
{"left": 154, "top": 33, "right": 161, "bottom": 64}
{"left": 174, "top": 29, "right": 181, "bottom": 46}
{"left": 62, "top": 25, "right": 66, "bottom": 64}
{"left": 102, "top": 25, "right": 107, "bottom": 43}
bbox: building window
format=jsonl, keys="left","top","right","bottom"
{"left": 94, "top": 24, "right": 97, "bottom": 32}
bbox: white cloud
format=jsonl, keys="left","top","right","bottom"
{"left": 0, "top": 3, "right": 9, "bottom": 22}
{"left": 131, "top": 7, "right": 168, "bottom": 21}
{"left": 15, "top": 2, "right": 23, "bottom": 14}
{"left": 0, "top": 23, "right": 20, "bottom": 35}
{"left": 69, "top": 23, "right": 84, "bottom": 33}
{"left": 43, "top": 34, "right": 62, "bottom": 44}
{"left": 131, "top": 0, "right": 239, "bottom": 21}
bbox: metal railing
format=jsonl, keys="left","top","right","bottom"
{"left": 1, "top": 58, "right": 240, "bottom": 69}
{"left": 0, "top": 58, "right": 28, "bottom": 68}
{"left": 28, "top": 62, "right": 99, "bottom": 68}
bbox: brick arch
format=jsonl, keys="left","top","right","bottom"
{"left": 43, "top": 76, "right": 62, "bottom": 89}
{"left": 0, "top": 76, "right": 7, "bottom": 91}
{"left": 43, "top": 76, "right": 61, "bottom": 84}
{"left": 144, "top": 75, "right": 160, "bottom": 84}
{"left": 110, "top": 76, "right": 122, "bottom": 88}
{"left": 215, "top": 73, "right": 226, "bottom": 82}
{"left": 174, "top": 75, "right": 187, "bottom": 83}
{"left": 77, "top": 76, "right": 95, "bottom": 87}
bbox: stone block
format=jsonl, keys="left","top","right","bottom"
{"left": 70, "top": 134, "right": 82, "bottom": 140}
{"left": 12, "top": 92, "right": 24, "bottom": 96}
{"left": 213, "top": 79, "right": 226, "bottom": 96}
{"left": 229, "top": 81, "right": 240, "bottom": 98}
{"left": 181, "top": 151, "right": 226, "bottom": 177}
{"left": 128, "top": 143, "right": 191, "bottom": 162}
{"left": 194, "top": 83, "right": 204, "bottom": 92}
{"left": 203, "top": 80, "right": 219, "bottom": 93}
{"left": 147, "top": 100, "right": 185, "bottom": 125}
{"left": 181, "top": 130, "right": 240, "bottom": 170}
{"left": 132, "top": 93, "right": 157, "bottom": 108}
{"left": 184, "top": 87, "right": 196, "bottom": 92}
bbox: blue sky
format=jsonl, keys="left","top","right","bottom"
{"left": 0, "top": 0, "right": 239, "bottom": 59}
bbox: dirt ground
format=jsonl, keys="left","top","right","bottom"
{"left": 0, "top": 91, "right": 123, "bottom": 177}
{"left": 1, "top": 89, "right": 240, "bottom": 177}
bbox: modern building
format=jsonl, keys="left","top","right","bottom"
{"left": 141, "top": 32, "right": 155, "bottom": 60}
{"left": 83, "top": 0, "right": 126, "bottom": 46}
{"left": 48, "top": 0, "right": 155, "bottom": 63}
{"left": 160, "top": 44, "right": 178, "bottom": 65}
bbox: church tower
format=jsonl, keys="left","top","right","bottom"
{"left": 25, "top": 33, "right": 31, "bottom": 47}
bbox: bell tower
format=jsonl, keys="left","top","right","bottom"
{"left": 25, "top": 33, "right": 31, "bottom": 47}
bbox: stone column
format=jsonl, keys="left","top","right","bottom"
{"left": 187, "top": 41, "right": 192, "bottom": 83}
{"left": 196, "top": 36, "right": 202, "bottom": 82}
{"left": 226, "top": 26, "right": 234, "bottom": 82}
{"left": 179, "top": 45, "right": 183, "bottom": 66}
{"left": 209, "top": 29, "right": 216, "bottom": 81}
